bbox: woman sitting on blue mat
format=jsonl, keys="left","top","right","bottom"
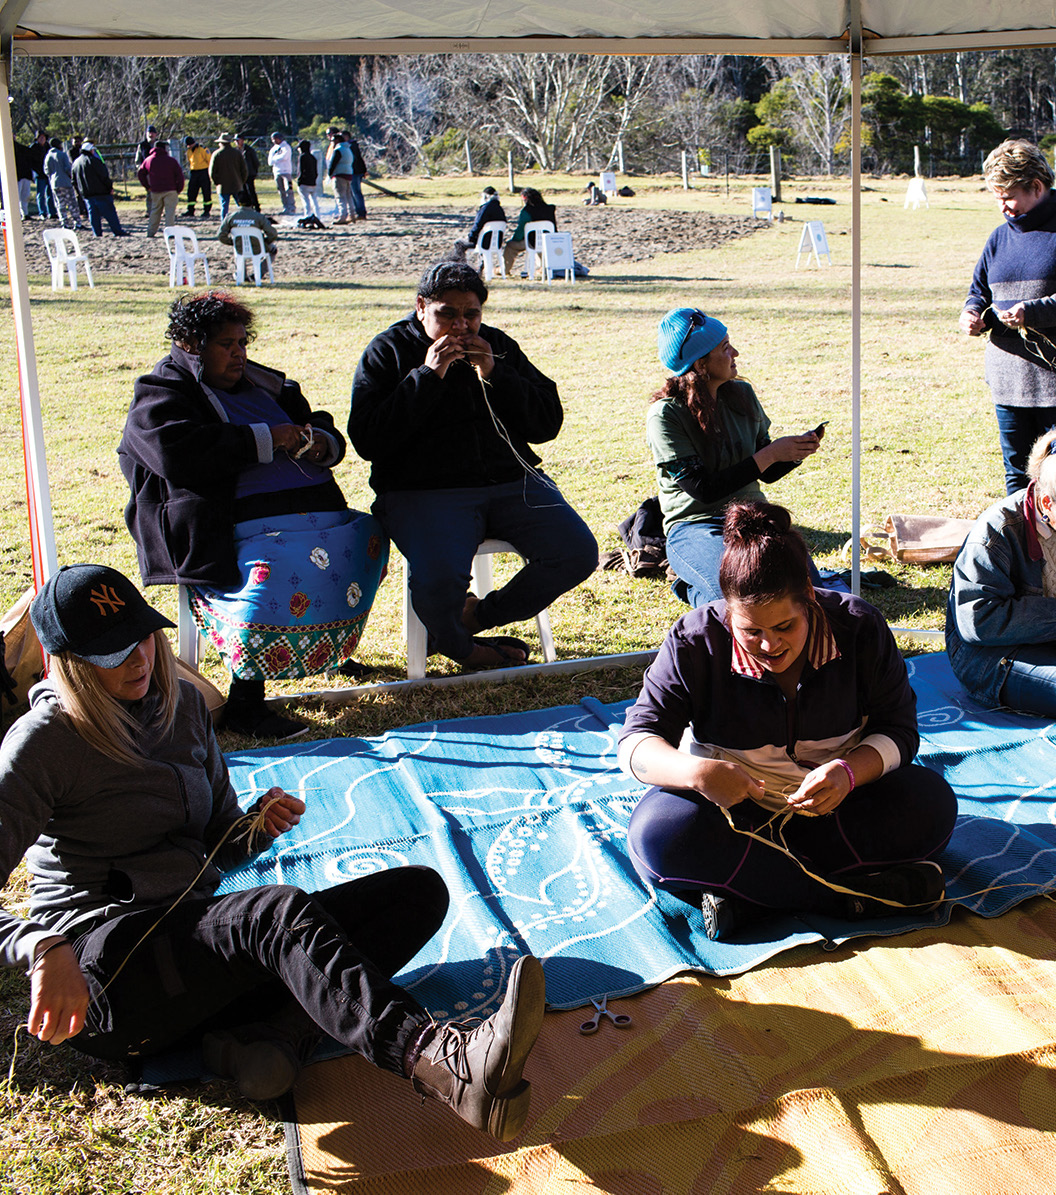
{"left": 0, "top": 564, "right": 545, "bottom": 1138}
{"left": 620, "top": 500, "right": 958, "bottom": 941}
{"left": 649, "top": 307, "right": 825, "bottom": 607}
{"left": 947, "top": 427, "right": 1056, "bottom": 715}
{"left": 118, "top": 291, "right": 388, "bottom": 743}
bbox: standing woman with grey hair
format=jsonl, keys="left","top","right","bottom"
{"left": 960, "top": 139, "right": 1056, "bottom": 494}
{"left": 947, "top": 427, "right": 1056, "bottom": 715}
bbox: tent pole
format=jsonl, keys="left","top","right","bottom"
{"left": 0, "top": 54, "right": 58, "bottom": 587}
{"left": 849, "top": 2, "right": 863, "bottom": 597}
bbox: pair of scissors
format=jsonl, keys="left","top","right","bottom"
{"left": 579, "top": 996, "right": 632, "bottom": 1035}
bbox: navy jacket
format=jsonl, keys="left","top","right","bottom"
{"left": 118, "top": 346, "right": 346, "bottom": 587}
{"left": 620, "top": 591, "right": 918, "bottom": 805}
{"left": 467, "top": 196, "right": 506, "bottom": 246}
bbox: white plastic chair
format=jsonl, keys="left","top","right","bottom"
{"left": 541, "top": 232, "right": 574, "bottom": 284}
{"left": 468, "top": 220, "right": 506, "bottom": 281}
{"left": 402, "top": 539, "right": 557, "bottom": 679}
{"left": 163, "top": 225, "right": 211, "bottom": 287}
{"left": 752, "top": 187, "right": 773, "bottom": 221}
{"left": 232, "top": 226, "right": 275, "bottom": 286}
{"left": 523, "top": 220, "right": 556, "bottom": 281}
{"left": 42, "top": 229, "right": 94, "bottom": 291}
{"left": 177, "top": 585, "right": 207, "bottom": 667}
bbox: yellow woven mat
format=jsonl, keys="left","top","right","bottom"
{"left": 288, "top": 899, "right": 1056, "bottom": 1194}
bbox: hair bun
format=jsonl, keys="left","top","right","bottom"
{"left": 724, "top": 500, "right": 792, "bottom": 544}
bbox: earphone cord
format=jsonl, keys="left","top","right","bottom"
{"left": 473, "top": 366, "right": 563, "bottom": 509}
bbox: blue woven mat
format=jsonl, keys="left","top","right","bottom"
{"left": 140, "top": 652, "right": 1056, "bottom": 1084}
{"left": 217, "top": 652, "right": 1056, "bottom": 1006}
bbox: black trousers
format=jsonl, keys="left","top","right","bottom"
{"left": 71, "top": 866, "right": 448, "bottom": 1076}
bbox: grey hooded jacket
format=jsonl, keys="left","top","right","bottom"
{"left": 0, "top": 679, "right": 266, "bottom": 971}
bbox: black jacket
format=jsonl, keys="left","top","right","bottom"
{"left": 118, "top": 346, "right": 346, "bottom": 587}
{"left": 466, "top": 196, "right": 506, "bottom": 246}
{"left": 349, "top": 311, "right": 562, "bottom": 494}
{"left": 71, "top": 151, "right": 113, "bottom": 198}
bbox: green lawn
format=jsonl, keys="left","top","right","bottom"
{"left": 0, "top": 170, "right": 1006, "bottom": 1192}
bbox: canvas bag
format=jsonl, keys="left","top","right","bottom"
{"left": 0, "top": 585, "right": 225, "bottom": 715}
{"left": 847, "top": 514, "right": 974, "bottom": 565}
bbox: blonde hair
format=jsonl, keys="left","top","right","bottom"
{"left": 983, "top": 139, "right": 1054, "bottom": 192}
{"left": 48, "top": 630, "right": 179, "bottom": 767}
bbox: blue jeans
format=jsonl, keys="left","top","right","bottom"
{"left": 628, "top": 766, "right": 957, "bottom": 913}
{"left": 72, "top": 866, "right": 447, "bottom": 1075}
{"left": 84, "top": 195, "right": 124, "bottom": 236}
{"left": 350, "top": 174, "right": 367, "bottom": 218}
{"left": 36, "top": 173, "right": 57, "bottom": 217}
{"left": 998, "top": 643, "right": 1056, "bottom": 717}
{"left": 374, "top": 475, "right": 598, "bottom": 661}
{"left": 666, "top": 517, "right": 824, "bottom": 608}
{"left": 994, "top": 404, "right": 1056, "bottom": 495}
{"left": 218, "top": 189, "right": 239, "bottom": 220}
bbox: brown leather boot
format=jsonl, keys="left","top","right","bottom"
{"left": 408, "top": 954, "right": 545, "bottom": 1140}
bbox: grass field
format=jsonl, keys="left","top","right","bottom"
{"left": 0, "top": 170, "right": 1007, "bottom": 1192}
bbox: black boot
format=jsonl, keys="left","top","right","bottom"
{"left": 222, "top": 676, "right": 307, "bottom": 742}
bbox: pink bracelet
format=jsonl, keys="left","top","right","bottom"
{"left": 835, "top": 758, "right": 856, "bottom": 792}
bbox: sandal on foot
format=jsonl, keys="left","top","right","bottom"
{"left": 461, "top": 636, "right": 532, "bottom": 671}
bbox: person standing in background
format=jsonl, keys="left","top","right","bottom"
{"left": 137, "top": 139, "right": 184, "bottom": 238}
{"left": 30, "top": 130, "right": 57, "bottom": 219}
{"left": 71, "top": 141, "right": 128, "bottom": 237}
{"left": 267, "top": 132, "right": 296, "bottom": 215}
{"left": 347, "top": 132, "right": 368, "bottom": 222}
{"left": 960, "top": 139, "right": 1056, "bottom": 494}
{"left": 235, "top": 134, "right": 260, "bottom": 211}
{"left": 44, "top": 138, "right": 83, "bottom": 231}
{"left": 183, "top": 136, "right": 213, "bottom": 218}
{"left": 210, "top": 133, "right": 248, "bottom": 222}
{"left": 296, "top": 140, "right": 322, "bottom": 221}
{"left": 134, "top": 125, "right": 159, "bottom": 219}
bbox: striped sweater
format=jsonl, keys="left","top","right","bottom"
{"left": 965, "top": 189, "right": 1056, "bottom": 406}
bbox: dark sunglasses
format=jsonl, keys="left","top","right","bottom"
{"left": 678, "top": 310, "right": 708, "bottom": 358}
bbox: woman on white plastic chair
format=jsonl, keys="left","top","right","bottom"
{"left": 118, "top": 292, "right": 388, "bottom": 741}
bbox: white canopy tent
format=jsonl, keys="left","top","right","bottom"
{"left": 2, "top": 0, "right": 1056, "bottom": 667}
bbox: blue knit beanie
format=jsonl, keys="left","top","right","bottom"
{"left": 657, "top": 308, "right": 727, "bottom": 376}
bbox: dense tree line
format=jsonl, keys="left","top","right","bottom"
{"left": 9, "top": 48, "right": 1056, "bottom": 176}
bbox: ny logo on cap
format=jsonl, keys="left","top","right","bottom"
{"left": 89, "top": 585, "right": 126, "bottom": 616}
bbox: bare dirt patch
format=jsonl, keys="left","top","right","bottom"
{"left": 10, "top": 204, "right": 762, "bottom": 282}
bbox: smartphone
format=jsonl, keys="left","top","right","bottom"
{"left": 810, "top": 420, "right": 829, "bottom": 437}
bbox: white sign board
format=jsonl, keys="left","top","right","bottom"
{"left": 752, "top": 187, "right": 773, "bottom": 220}
{"left": 904, "top": 177, "right": 929, "bottom": 209}
{"left": 796, "top": 220, "right": 831, "bottom": 268}
{"left": 599, "top": 170, "right": 617, "bottom": 196}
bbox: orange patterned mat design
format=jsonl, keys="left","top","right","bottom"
{"left": 288, "top": 899, "right": 1056, "bottom": 1194}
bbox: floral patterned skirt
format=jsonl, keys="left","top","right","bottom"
{"left": 188, "top": 509, "right": 389, "bottom": 681}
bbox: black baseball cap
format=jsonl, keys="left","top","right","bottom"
{"left": 30, "top": 564, "right": 174, "bottom": 668}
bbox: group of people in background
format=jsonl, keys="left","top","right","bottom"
{"left": 10, "top": 125, "right": 366, "bottom": 238}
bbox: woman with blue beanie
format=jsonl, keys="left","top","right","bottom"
{"left": 649, "top": 307, "right": 823, "bottom": 607}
